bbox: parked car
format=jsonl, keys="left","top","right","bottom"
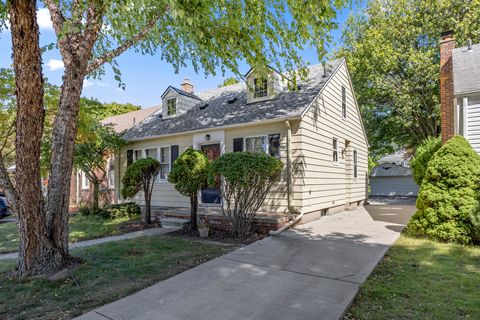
{"left": 0, "top": 193, "right": 9, "bottom": 219}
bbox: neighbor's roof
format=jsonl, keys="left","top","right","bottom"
{"left": 370, "top": 163, "right": 413, "bottom": 177}
{"left": 453, "top": 43, "right": 480, "bottom": 95}
{"left": 123, "top": 59, "right": 344, "bottom": 141}
{"left": 101, "top": 106, "right": 161, "bottom": 133}
{"left": 378, "top": 150, "right": 411, "bottom": 166}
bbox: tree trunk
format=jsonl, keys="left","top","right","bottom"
{"left": 92, "top": 180, "right": 100, "bottom": 212}
{"left": 190, "top": 195, "right": 198, "bottom": 231}
{"left": 9, "top": 0, "right": 64, "bottom": 276}
{"left": 46, "top": 63, "right": 87, "bottom": 255}
{"left": 143, "top": 187, "right": 151, "bottom": 224}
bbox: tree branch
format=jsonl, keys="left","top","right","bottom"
{"left": 43, "top": 0, "right": 66, "bottom": 35}
{"left": 85, "top": 16, "right": 161, "bottom": 74}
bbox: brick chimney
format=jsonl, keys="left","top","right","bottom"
{"left": 181, "top": 78, "right": 194, "bottom": 93}
{"left": 440, "top": 30, "right": 455, "bottom": 143}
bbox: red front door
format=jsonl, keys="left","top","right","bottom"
{"left": 201, "top": 143, "right": 221, "bottom": 204}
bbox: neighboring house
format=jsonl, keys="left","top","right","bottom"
{"left": 440, "top": 31, "right": 480, "bottom": 151}
{"left": 68, "top": 105, "right": 161, "bottom": 210}
{"left": 370, "top": 150, "right": 418, "bottom": 197}
{"left": 114, "top": 59, "right": 369, "bottom": 220}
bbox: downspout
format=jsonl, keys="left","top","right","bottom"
{"left": 270, "top": 120, "right": 304, "bottom": 235}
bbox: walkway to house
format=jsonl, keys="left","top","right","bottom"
{"left": 76, "top": 205, "right": 411, "bottom": 320}
{"left": 0, "top": 226, "right": 179, "bottom": 261}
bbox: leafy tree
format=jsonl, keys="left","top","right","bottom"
{"left": 168, "top": 148, "right": 210, "bottom": 231}
{"left": 81, "top": 100, "right": 141, "bottom": 120}
{"left": 209, "top": 152, "right": 283, "bottom": 237}
{"left": 218, "top": 77, "right": 240, "bottom": 88}
{"left": 408, "top": 136, "right": 480, "bottom": 244}
{"left": 73, "top": 123, "right": 125, "bottom": 212}
{"left": 410, "top": 136, "right": 442, "bottom": 185}
{"left": 337, "top": 0, "right": 480, "bottom": 156}
{"left": 2, "top": 0, "right": 347, "bottom": 276}
{"left": 121, "top": 158, "right": 160, "bottom": 225}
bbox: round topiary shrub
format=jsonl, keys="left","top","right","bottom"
{"left": 410, "top": 136, "right": 442, "bottom": 185}
{"left": 208, "top": 152, "right": 283, "bottom": 237}
{"left": 407, "top": 136, "right": 480, "bottom": 244}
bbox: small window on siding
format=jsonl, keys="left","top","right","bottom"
{"left": 254, "top": 78, "right": 268, "bottom": 98}
{"left": 145, "top": 148, "right": 158, "bottom": 160}
{"left": 108, "top": 158, "right": 115, "bottom": 188}
{"left": 159, "top": 147, "right": 170, "bottom": 179}
{"left": 268, "top": 134, "right": 281, "bottom": 158}
{"left": 171, "top": 145, "right": 179, "bottom": 164}
{"left": 245, "top": 136, "right": 267, "bottom": 153}
{"left": 342, "top": 86, "right": 346, "bottom": 118}
{"left": 127, "top": 150, "right": 134, "bottom": 167}
{"left": 167, "top": 98, "right": 176, "bottom": 116}
{"left": 134, "top": 150, "right": 143, "bottom": 161}
{"left": 81, "top": 171, "right": 90, "bottom": 190}
{"left": 233, "top": 138, "right": 243, "bottom": 152}
{"left": 332, "top": 138, "right": 339, "bottom": 163}
{"left": 353, "top": 150, "right": 358, "bottom": 178}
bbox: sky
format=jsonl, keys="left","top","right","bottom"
{"left": 0, "top": 3, "right": 363, "bottom": 108}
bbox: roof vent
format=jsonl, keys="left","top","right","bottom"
{"left": 468, "top": 38, "right": 473, "bottom": 51}
{"left": 158, "top": 114, "right": 163, "bottom": 119}
{"left": 199, "top": 103, "right": 209, "bottom": 110}
{"left": 322, "top": 61, "right": 327, "bottom": 77}
{"left": 227, "top": 97, "right": 238, "bottom": 104}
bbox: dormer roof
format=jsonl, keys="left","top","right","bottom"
{"left": 160, "top": 86, "right": 203, "bottom": 101}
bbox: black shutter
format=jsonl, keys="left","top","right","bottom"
{"left": 233, "top": 138, "right": 243, "bottom": 152}
{"left": 268, "top": 134, "right": 281, "bottom": 158}
{"left": 127, "top": 150, "right": 134, "bottom": 167}
{"left": 171, "top": 145, "right": 179, "bottom": 164}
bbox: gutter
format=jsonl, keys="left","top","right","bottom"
{"left": 270, "top": 120, "right": 303, "bottom": 235}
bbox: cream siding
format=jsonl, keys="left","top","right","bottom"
{"left": 296, "top": 62, "right": 368, "bottom": 213}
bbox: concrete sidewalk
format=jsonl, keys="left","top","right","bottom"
{"left": 76, "top": 207, "right": 405, "bottom": 320}
{"left": 0, "top": 226, "right": 178, "bottom": 261}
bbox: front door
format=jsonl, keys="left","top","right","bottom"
{"left": 201, "top": 143, "right": 221, "bottom": 204}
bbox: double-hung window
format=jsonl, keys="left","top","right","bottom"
{"left": 167, "top": 98, "right": 176, "bottom": 116}
{"left": 245, "top": 136, "right": 267, "bottom": 153}
{"left": 332, "top": 138, "right": 339, "bottom": 163}
{"left": 159, "top": 147, "right": 170, "bottom": 179}
{"left": 253, "top": 78, "right": 268, "bottom": 98}
{"left": 134, "top": 150, "right": 143, "bottom": 161}
{"left": 145, "top": 148, "right": 158, "bottom": 160}
{"left": 341, "top": 86, "right": 347, "bottom": 118}
{"left": 353, "top": 150, "right": 358, "bottom": 178}
{"left": 108, "top": 158, "right": 115, "bottom": 188}
{"left": 81, "top": 171, "right": 90, "bottom": 190}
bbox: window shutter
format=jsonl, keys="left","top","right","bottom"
{"left": 268, "top": 134, "right": 281, "bottom": 158}
{"left": 171, "top": 145, "right": 179, "bottom": 163}
{"left": 233, "top": 138, "right": 243, "bottom": 152}
{"left": 127, "top": 150, "right": 134, "bottom": 167}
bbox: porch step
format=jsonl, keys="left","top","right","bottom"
{"left": 160, "top": 217, "right": 190, "bottom": 228}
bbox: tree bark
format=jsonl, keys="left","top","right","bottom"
{"left": 92, "top": 180, "right": 100, "bottom": 212}
{"left": 143, "top": 184, "right": 151, "bottom": 224}
{"left": 190, "top": 195, "right": 198, "bottom": 231}
{"left": 9, "top": 0, "right": 64, "bottom": 276}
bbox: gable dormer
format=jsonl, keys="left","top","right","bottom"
{"left": 161, "top": 79, "right": 202, "bottom": 118}
{"left": 245, "top": 67, "right": 289, "bottom": 104}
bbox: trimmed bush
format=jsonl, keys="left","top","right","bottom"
{"left": 411, "top": 136, "right": 442, "bottom": 185}
{"left": 168, "top": 148, "right": 210, "bottom": 231}
{"left": 78, "top": 202, "right": 141, "bottom": 220}
{"left": 208, "top": 152, "right": 283, "bottom": 237}
{"left": 407, "top": 136, "right": 480, "bottom": 244}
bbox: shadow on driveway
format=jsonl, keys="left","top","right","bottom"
{"left": 365, "top": 196, "right": 417, "bottom": 225}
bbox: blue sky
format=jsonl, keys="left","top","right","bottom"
{"left": 0, "top": 3, "right": 363, "bottom": 108}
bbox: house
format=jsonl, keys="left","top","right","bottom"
{"left": 68, "top": 105, "right": 161, "bottom": 210}
{"left": 440, "top": 31, "right": 480, "bottom": 150}
{"left": 370, "top": 150, "right": 418, "bottom": 197}
{"left": 114, "top": 59, "right": 369, "bottom": 227}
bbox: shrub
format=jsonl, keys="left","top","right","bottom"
{"left": 407, "top": 136, "right": 480, "bottom": 244}
{"left": 168, "top": 148, "right": 210, "bottom": 231}
{"left": 208, "top": 152, "right": 283, "bottom": 237}
{"left": 411, "top": 136, "right": 441, "bottom": 185}
{"left": 105, "top": 202, "right": 141, "bottom": 219}
{"left": 121, "top": 157, "right": 160, "bottom": 224}
{"left": 470, "top": 201, "right": 480, "bottom": 242}
{"left": 78, "top": 206, "right": 108, "bottom": 218}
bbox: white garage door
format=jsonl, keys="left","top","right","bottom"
{"left": 370, "top": 176, "right": 419, "bottom": 197}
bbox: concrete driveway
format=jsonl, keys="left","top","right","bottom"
{"left": 366, "top": 196, "right": 417, "bottom": 225}
{"left": 77, "top": 205, "right": 407, "bottom": 320}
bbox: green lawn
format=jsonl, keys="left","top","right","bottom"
{"left": 0, "top": 214, "right": 139, "bottom": 254}
{"left": 346, "top": 235, "right": 480, "bottom": 320}
{"left": 0, "top": 236, "right": 232, "bottom": 320}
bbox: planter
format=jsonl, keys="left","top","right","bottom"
{"left": 198, "top": 228, "right": 209, "bottom": 238}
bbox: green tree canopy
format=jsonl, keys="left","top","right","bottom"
{"left": 218, "top": 77, "right": 240, "bottom": 88}
{"left": 410, "top": 136, "right": 442, "bottom": 185}
{"left": 168, "top": 148, "right": 210, "bottom": 230}
{"left": 337, "top": 0, "right": 480, "bottom": 157}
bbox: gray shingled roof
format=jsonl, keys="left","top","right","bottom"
{"left": 123, "top": 59, "right": 343, "bottom": 141}
{"left": 370, "top": 163, "right": 413, "bottom": 177}
{"left": 162, "top": 86, "right": 203, "bottom": 101}
{"left": 453, "top": 43, "right": 480, "bottom": 95}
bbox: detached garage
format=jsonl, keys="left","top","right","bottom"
{"left": 370, "top": 163, "right": 419, "bottom": 197}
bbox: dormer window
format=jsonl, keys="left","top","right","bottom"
{"left": 254, "top": 78, "right": 268, "bottom": 98}
{"left": 167, "top": 98, "right": 176, "bottom": 116}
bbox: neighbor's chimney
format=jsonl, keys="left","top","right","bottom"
{"left": 440, "top": 30, "right": 455, "bottom": 143}
{"left": 181, "top": 78, "right": 194, "bottom": 93}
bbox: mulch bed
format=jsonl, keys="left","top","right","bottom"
{"left": 169, "top": 227, "right": 266, "bottom": 245}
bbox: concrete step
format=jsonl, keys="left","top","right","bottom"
{"left": 160, "top": 217, "right": 190, "bottom": 228}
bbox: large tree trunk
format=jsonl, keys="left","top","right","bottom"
{"left": 92, "top": 179, "right": 100, "bottom": 212}
{"left": 9, "top": 0, "right": 64, "bottom": 276}
{"left": 46, "top": 64, "right": 86, "bottom": 255}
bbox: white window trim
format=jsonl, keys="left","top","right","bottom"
{"left": 253, "top": 78, "right": 268, "bottom": 99}
{"left": 167, "top": 98, "right": 177, "bottom": 116}
{"left": 332, "top": 137, "right": 339, "bottom": 165}
{"left": 157, "top": 146, "right": 171, "bottom": 182}
{"left": 81, "top": 171, "right": 90, "bottom": 190}
{"left": 243, "top": 135, "right": 269, "bottom": 153}
{"left": 107, "top": 157, "right": 115, "bottom": 189}
{"left": 145, "top": 147, "right": 158, "bottom": 160}
{"left": 134, "top": 149, "right": 143, "bottom": 161}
